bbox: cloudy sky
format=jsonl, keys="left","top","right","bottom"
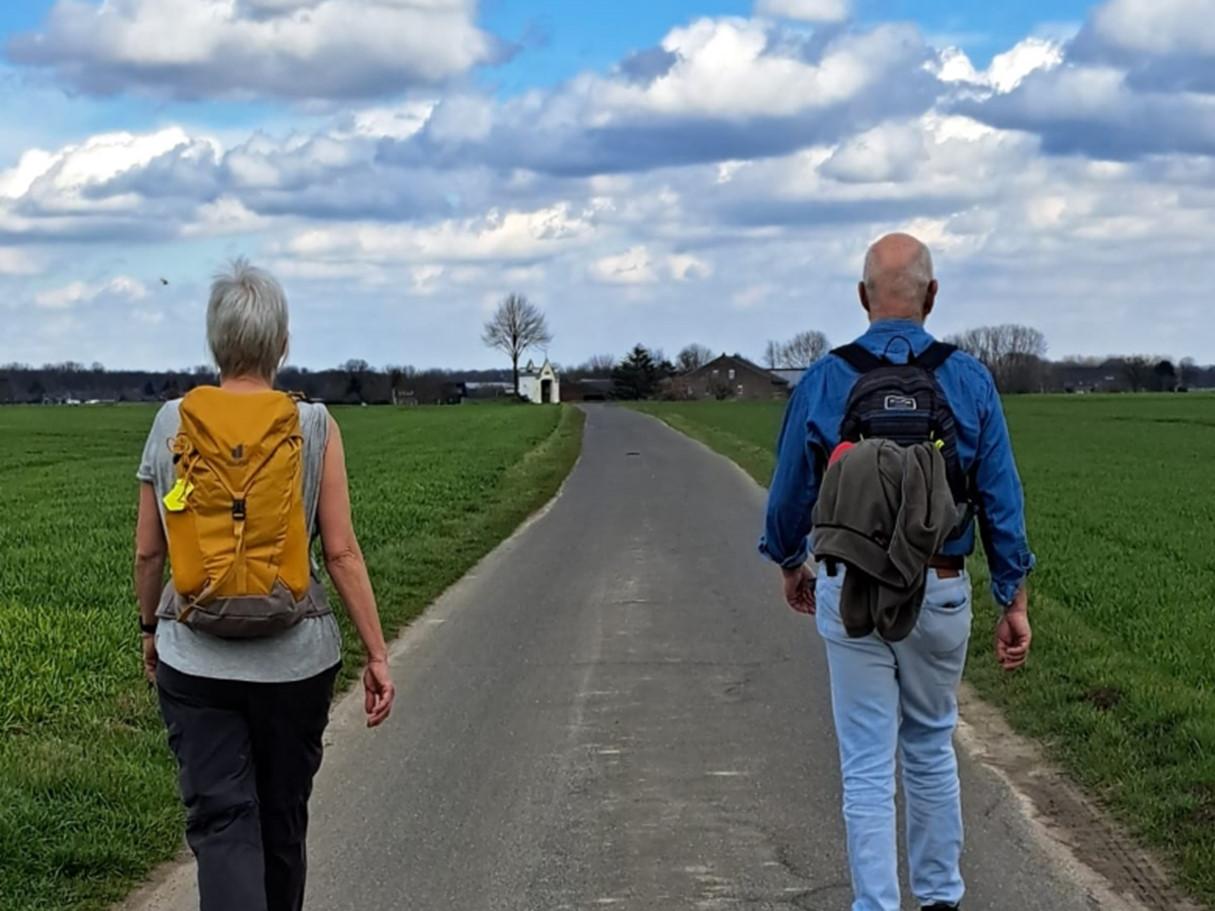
{"left": 1, "top": 0, "right": 1212, "bottom": 370}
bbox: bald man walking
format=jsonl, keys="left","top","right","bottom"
{"left": 760, "top": 234, "right": 1035, "bottom": 911}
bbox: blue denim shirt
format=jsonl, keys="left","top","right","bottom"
{"left": 759, "top": 319, "right": 1035, "bottom": 607}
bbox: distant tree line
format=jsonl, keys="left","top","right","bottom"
{"left": 942, "top": 324, "right": 1214, "bottom": 394}
{"left": 0, "top": 361, "right": 518, "bottom": 406}
{"left": 580, "top": 323, "right": 1215, "bottom": 401}
{"left": 5, "top": 322, "right": 1212, "bottom": 406}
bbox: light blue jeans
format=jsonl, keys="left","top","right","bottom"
{"left": 815, "top": 564, "right": 972, "bottom": 911}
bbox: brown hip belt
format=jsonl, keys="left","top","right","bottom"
{"left": 928, "top": 554, "right": 965, "bottom": 578}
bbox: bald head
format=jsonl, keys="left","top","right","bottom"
{"left": 859, "top": 233, "right": 937, "bottom": 323}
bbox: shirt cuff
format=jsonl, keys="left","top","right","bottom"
{"left": 758, "top": 536, "right": 810, "bottom": 570}
{"left": 992, "top": 551, "right": 1037, "bottom": 608}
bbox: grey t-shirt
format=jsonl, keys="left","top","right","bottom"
{"left": 137, "top": 398, "right": 342, "bottom": 683}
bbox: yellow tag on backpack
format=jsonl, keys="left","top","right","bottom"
{"left": 163, "top": 387, "right": 313, "bottom": 637}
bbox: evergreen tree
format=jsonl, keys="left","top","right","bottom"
{"left": 611, "top": 344, "right": 673, "bottom": 400}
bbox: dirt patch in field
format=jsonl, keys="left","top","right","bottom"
{"left": 957, "top": 683, "right": 1201, "bottom": 911}
{"left": 1083, "top": 685, "right": 1124, "bottom": 711}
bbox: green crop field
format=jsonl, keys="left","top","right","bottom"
{"left": 0, "top": 402, "right": 584, "bottom": 911}
{"left": 633, "top": 394, "right": 1215, "bottom": 905}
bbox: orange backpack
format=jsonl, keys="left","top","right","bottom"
{"left": 162, "top": 387, "right": 323, "bottom": 637}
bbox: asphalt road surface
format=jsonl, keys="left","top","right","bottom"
{"left": 134, "top": 404, "right": 1109, "bottom": 911}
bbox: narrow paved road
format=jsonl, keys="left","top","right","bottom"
{"left": 138, "top": 405, "right": 1104, "bottom": 911}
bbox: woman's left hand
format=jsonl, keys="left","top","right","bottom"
{"left": 363, "top": 659, "right": 395, "bottom": 728}
{"left": 142, "top": 633, "right": 158, "bottom": 684}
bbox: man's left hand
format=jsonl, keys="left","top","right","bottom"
{"left": 995, "top": 588, "right": 1032, "bottom": 670}
{"left": 781, "top": 564, "right": 817, "bottom": 615}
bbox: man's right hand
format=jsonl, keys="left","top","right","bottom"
{"left": 995, "top": 588, "right": 1032, "bottom": 670}
{"left": 781, "top": 564, "right": 816, "bottom": 615}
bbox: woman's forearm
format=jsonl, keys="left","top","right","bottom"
{"left": 135, "top": 552, "right": 166, "bottom": 625}
{"left": 326, "top": 543, "right": 389, "bottom": 662}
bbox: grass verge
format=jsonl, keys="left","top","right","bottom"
{"left": 631, "top": 396, "right": 1215, "bottom": 907}
{"left": 0, "top": 403, "right": 584, "bottom": 911}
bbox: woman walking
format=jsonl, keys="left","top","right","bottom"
{"left": 133, "top": 259, "right": 395, "bottom": 911}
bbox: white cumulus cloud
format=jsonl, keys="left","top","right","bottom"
{"left": 668, "top": 253, "right": 712, "bottom": 281}
{"left": 8, "top": 0, "right": 495, "bottom": 101}
{"left": 590, "top": 247, "right": 657, "bottom": 285}
{"left": 755, "top": 0, "right": 851, "bottom": 23}
{"left": 601, "top": 19, "right": 919, "bottom": 119}
{"left": 934, "top": 38, "right": 1064, "bottom": 94}
{"left": 0, "top": 248, "right": 43, "bottom": 276}
{"left": 35, "top": 276, "right": 147, "bottom": 310}
{"left": 282, "top": 204, "right": 596, "bottom": 266}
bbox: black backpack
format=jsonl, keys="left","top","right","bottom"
{"left": 832, "top": 341, "right": 973, "bottom": 535}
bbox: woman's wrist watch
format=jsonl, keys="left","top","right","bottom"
{"left": 140, "top": 619, "right": 158, "bottom": 635}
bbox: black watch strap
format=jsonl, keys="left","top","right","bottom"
{"left": 140, "top": 619, "right": 159, "bottom": 635}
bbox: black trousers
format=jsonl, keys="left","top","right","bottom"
{"left": 157, "top": 661, "right": 339, "bottom": 911}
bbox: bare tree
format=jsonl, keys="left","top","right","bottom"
{"left": 676, "top": 343, "right": 714, "bottom": 373}
{"left": 384, "top": 364, "right": 417, "bottom": 405}
{"left": 781, "top": 330, "right": 830, "bottom": 367}
{"left": 586, "top": 354, "right": 617, "bottom": 374}
{"left": 764, "top": 331, "right": 830, "bottom": 369}
{"left": 482, "top": 293, "right": 553, "bottom": 396}
{"left": 1116, "top": 355, "right": 1156, "bottom": 392}
{"left": 763, "top": 340, "right": 783, "bottom": 369}
{"left": 1179, "top": 357, "right": 1198, "bottom": 388}
{"left": 947, "top": 324, "right": 1048, "bottom": 393}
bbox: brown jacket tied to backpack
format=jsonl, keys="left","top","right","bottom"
{"left": 811, "top": 438, "right": 959, "bottom": 642}
{"left": 159, "top": 386, "right": 330, "bottom": 638}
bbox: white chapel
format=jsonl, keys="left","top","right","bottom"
{"left": 519, "top": 359, "right": 560, "bottom": 404}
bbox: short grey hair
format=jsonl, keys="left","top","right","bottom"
{"left": 862, "top": 238, "right": 934, "bottom": 305}
{"left": 207, "top": 258, "right": 289, "bottom": 379}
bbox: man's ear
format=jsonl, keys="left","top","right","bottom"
{"left": 922, "top": 279, "right": 938, "bottom": 320}
{"left": 858, "top": 282, "right": 870, "bottom": 313}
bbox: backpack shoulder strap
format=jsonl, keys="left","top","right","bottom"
{"left": 832, "top": 344, "right": 885, "bottom": 374}
{"left": 913, "top": 342, "right": 957, "bottom": 371}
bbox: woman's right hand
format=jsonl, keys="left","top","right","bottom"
{"left": 363, "top": 659, "right": 395, "bottom": 728}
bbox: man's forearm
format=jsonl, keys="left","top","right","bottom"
{"left": 1005, "top": 585, "right": 1028, "bottom": 614}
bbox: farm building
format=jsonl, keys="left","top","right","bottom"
{"left": 519, "top": 359, "right": 560, "bottom": 404}
{"left": 770, "top": 368, "right": 806, "bottom": 389}
{"left": 672, "top": 354, "right": 793, "bottom": 401}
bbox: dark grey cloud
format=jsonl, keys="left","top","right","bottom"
{"left": 961, "top": 0, "right": 1215, "bottom": 159}
{"left": 82, "top": 140, "right": 226, "bottom": 202}
{"left": 1067, "top": 0, "right": 1215, "bottom": 92}
{"left": 710, "top": 193, "right": 967, "bottom": 229}
{"left": 959, "top": 67, "right": 1215, "bottom": 160}
{"left": 86, "top": 132, "right": 474, "bottom": 222}
{"left": 616, "top": 47, "right": 679, "bottom": 84}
